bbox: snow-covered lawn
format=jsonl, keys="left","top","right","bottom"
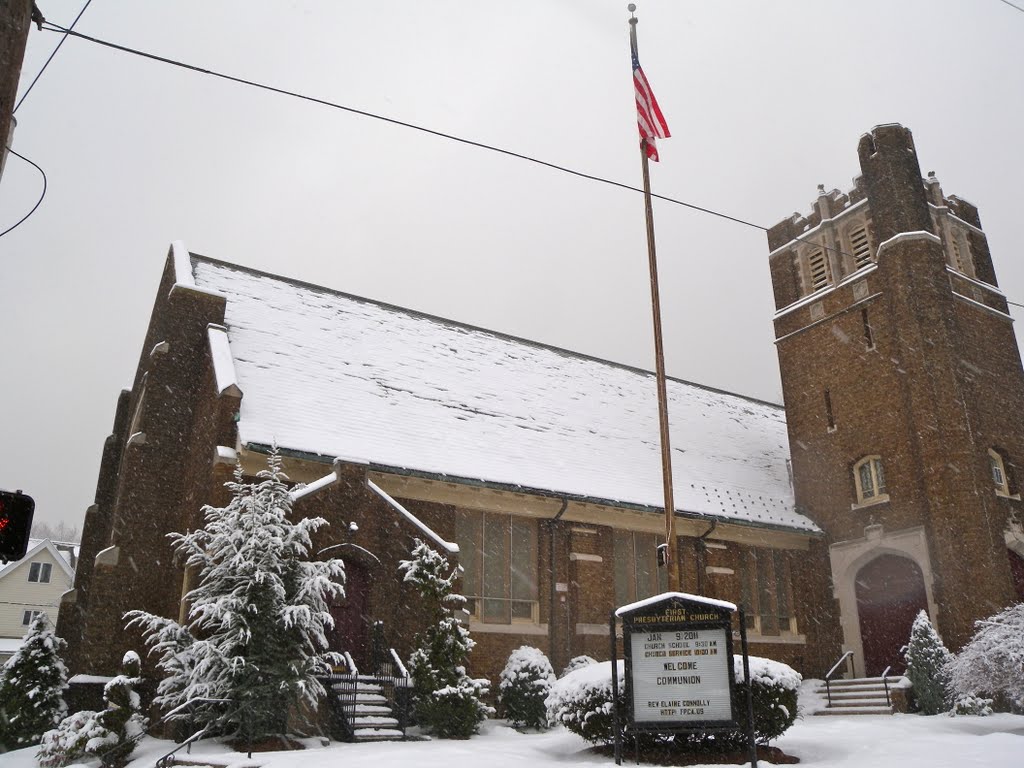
{"left": 3, "top": 682, "right": 1022, "bottom": 768}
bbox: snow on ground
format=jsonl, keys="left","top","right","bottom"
{"left": 3, "top": 680, "right": 1022, "bottom": 768}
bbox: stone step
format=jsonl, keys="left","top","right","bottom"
{"left": 814, "top": 705, "right": 894, "bottom": 716}
{"left": 823, "top": 697, "right": 890, "bottom": 706}
{"left": 825, "top": 676, "right": 902, "bottom": 687}
{"left": 348, "top": 704, "right": 393, "bottom": 716}
{"left": 353, "top": 727, "right": 405, "bottom": 742}
{"left": 353, "top": 716, "right": 399, "bottom": 728}
{"left": 821, "top": 691, "right": 891, "bottom": 702}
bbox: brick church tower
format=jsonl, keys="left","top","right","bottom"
{"left": 768, "top": 124, "right": 1024, "bottom": 677}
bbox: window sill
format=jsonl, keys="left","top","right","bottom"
{"left": 467, "top": 621, "right": 548, "bottom": 636}
{"left": 851, "top": 495, "right": 889, "bottom": 511}
{"left": 995, "top": 490, "right": 1020, "bottom": 501}
{"left": 738, "top": 631, "right": 807, "bottom": 645}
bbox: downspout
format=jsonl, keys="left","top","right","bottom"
{"left": 548, "top": 498, "right": 569, "bottom": 669}
{"left": 696, "top": 519, "right": 717, "bottom": 595}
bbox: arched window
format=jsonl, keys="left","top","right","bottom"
{"left": 989, "top": 449, "right": 1010, "bottom": 497}
{"left": 854, "top": 455, "right": 888, "bottom": 506}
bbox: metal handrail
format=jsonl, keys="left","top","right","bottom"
{"left": 95, "top": 696, "right": 233, "bottom": 768}
{"left": 880, "top": 665, "right": 893, "bottom": 708}
{"left": 390, "top": 647, "right": 411, "bottom": 683}
{"left": 824, "top": 650, "right": 854, "bottom": 707}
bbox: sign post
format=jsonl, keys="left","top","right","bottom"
{"left": 611, "top": 592, "right": 757, "bottom": 767}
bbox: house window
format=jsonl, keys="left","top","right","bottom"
{"left": 613, "top": 530, "right": 666, "bottom": 606}
{"left": 824, "top": 390, "right": 836, "bottom": 431}
{"left": 455, "top": 510, "right": 538, "bottom": 624}
{"left": 22, "top": 610, "right": 43, "bottom": 626}
{"left": 739, "top": 548, "right": 795, "bottom": 635}
{"left": 989, "top": 449, "right": 1011, "bottom": 497}
{"left": 807, "top": 249, "right": 830, "bottom": 292}
{"left": 854, "top": 456, "right": 888, "bottom": 505}
{"left": 849, "top": 226, "right": 872, "bottom": 269}
{"left": 28, "top": 562, "right": 52, "bottom": 583}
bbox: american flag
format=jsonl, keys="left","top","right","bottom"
{"left": 632, "top": 48, "right": 670, "bottom": 161}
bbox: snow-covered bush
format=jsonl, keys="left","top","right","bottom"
{"left": 950, "top": 694, "right": 993, "bottom": 717}
{"left": 560, "top": 655, "right": 597, "bottom": 678}
{"left": 125, "top": 452, "right": 346, "bottom": 744}
{"left": 545, "top": 659, "right": 623, "bottom": 745}
{"left": 904, "top": 610, "right": 953, "bottom": 715}
{"left": 498, "top": 646, "right": 555, "bottom": 728}
{"left": 545, "top": 655, "right": 800, "bottom": 749}
{"left": 0, "top": 614, "right": 68, "bottom": 749}
{"left": 400, "top": 540, "right": 492, "bottom": 738}
{"left": 948, "top": 602, "right": 1024, "bottom": 712}
{"left": 37, "top": 651, "right": 146, "bottom": 767}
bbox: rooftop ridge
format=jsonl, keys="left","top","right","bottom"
{"left": 188, "top": 251, "right": 783, "bottom": 411}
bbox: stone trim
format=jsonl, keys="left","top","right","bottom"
{"left": 829, "top": 524, "right": 938, "bottom": 677}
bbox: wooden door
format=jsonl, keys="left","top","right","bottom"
{"left": 327, "top": 559, "right": 371, "bottom": 670}
{"left": 855, "top": 554, "right": 927, "bottom": 676}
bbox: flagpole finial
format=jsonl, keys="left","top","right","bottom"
{"left": 628, "top": 3, "right": 637, "bottom": 19}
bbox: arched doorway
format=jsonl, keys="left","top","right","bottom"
{"left": 855, "top": 554, "right": 928, "bottom": 676}
{"left": 1008, "top": 549, "right": 1024, "bottom": 602}
{"left": 327, "top": 558, "right": 371, "bottom": 669}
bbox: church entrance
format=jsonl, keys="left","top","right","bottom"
{"left": 855, "top": 554, "right": 928, "bottom": 676}
{"left": 327, "top": 558, "right": 371, "bottom": 670}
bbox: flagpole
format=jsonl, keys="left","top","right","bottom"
{"left": 629, "top": 5, "right": 681, "bottom": 592}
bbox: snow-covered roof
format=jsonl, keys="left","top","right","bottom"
{"left": 190, "top": 255, "right": 815, "bottom": 533}
{"left": 0, "top": 540, "right": 76, "bottom": 581}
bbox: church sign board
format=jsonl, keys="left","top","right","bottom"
{"left": 615, "top": 592, "right": 738, "bottom": 730}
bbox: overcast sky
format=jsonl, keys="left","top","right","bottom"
{"left": 2, "top": 0, "right": 1023, "bottom": 530}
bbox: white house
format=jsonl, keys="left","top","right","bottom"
{"left": 0, "top": 539, "right": 76, "bottom": 663}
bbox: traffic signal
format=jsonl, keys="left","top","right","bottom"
{"left": 0, "top": 489, "right": 34, "bottom": 562}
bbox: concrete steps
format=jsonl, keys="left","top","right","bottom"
{"left": 813, "top": 676, "right": 903, "bottom": 716}
{"left": 332, "top": 678, "right": 407, "bottom": 742}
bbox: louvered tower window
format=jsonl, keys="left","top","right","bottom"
{"left": 951, "top": 236, "right": 965, "bottom": 272}
{"left": 850, "top": 227, "right": 872, "bottom": 269}
{"left": 808, "top": 249, "right": 830, "bottom": 291}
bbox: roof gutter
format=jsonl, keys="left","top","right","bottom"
{"left": 248, "top": 443, "right": 821, "bottom": 538}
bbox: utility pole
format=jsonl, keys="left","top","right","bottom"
{"left": 0, "top": 0, "right": 35, "bottom": 182}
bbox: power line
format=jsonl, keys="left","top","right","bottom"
{"left": 36, "top": 21, "right": 1024, "bottom": 317}
{"left": 38, "top": 23, "right": 794, "bottom": 241}
{"left": 14, "top": 0, "right": 94, "bottom": 114}
{"left": 0, "top": 147, "right": 47, "bottom": 238}
{"left": 995, "top": 0, "right": 1024, "bottom": 15}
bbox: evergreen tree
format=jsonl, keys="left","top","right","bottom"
{"left": 904, "top": 610, "right": 953, "bottom": 715}
{"left": 400, "top": 539, "right": 492, "bottom": 738}
{"left": 0, "top": 614, "right": 68, "bottom": 750}
{"left": 126, "top": 451, "right": 346, "bottom": 744}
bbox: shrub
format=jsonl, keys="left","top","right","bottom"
{"left": 904, "top": 610, "right": 953, "bottom": 715}
{"left": 560, "top": 655, "right": 597, "bottom": 678}
{"left": 0, "top": 614, "right": 68, "bottom": 749}
{"left": 37, "top": 652, "right": 146, "bottom": 768}
{"left": 950, "top": 694, "right": 993, "bottom": 717}
{"left": 948, "top": 602, "right": 1024, "bottom": 712}
{"left": 545, "top": 655, "right": 799, "bottom": 750}
{"left": 499, "top": 646, "right": 556, "bottom": 728}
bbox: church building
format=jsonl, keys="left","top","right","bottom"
{"left": 57, "top": 124, "right": 1024, "bottom": 695}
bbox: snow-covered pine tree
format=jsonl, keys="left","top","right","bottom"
{"left": 498, "top": 646, "right": 555, "bottom": 729}
{"left": 0, "top": 614, "right": 68, "bottom": 749}
{"left": 948, "top": 602, "right": 1024, "bottom": 712}
{"left": 904, "top": 609, "right": 953, "bottom": 715}
{"left": 126, "top": 451, "right": 346, "bottom": 745}
{"left": 399, "top": 539, "right": 492, "bottom": 738}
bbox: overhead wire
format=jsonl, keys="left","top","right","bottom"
{"left": 994, "top": 0, "right": 1024, "bottom": 15}
{"left": 33, "top": 21, "right": 1024, "bottom": 317}
{"left": 14, "top": 0, "right": 95, "bottom": 114}
{"left": 0, "top": 148, "right": 47, "bottom": 239}
{"left": 38, "top": 22, "right": 855, "bottom": 262}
